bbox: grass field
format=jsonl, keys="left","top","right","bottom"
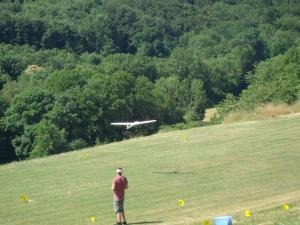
{"left": 1, "top": 115, "right": 300, "bottom": 225}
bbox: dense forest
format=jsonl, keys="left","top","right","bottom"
{"left": 0, "top": 0, "right": 299, "bottom": 163}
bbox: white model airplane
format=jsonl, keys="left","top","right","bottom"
{"left": 111, "top": 120, "right": 157, "bottom": 129}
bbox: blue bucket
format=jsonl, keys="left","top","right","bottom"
{"left": 214, "top": 216, "right": 232, "bottom": 225}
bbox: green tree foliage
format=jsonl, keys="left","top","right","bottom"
{"left": 103, "top": 2, "right": 138, "bottom": 53}
{"left": 31, "top": 119, "right": 67, "bottom": 158}
{"left": 269, "top": 30, "right": 299, "bottom": 56}
{"left": 0, "top": 0, "right": 299, "bottom": 162}
{"left": 153, "top": 77, "right": 206, "bottom": 123}
{"left": 45, "top": 66, "right": 95, "bottom": 94}
{"left": 215, "top": 93, "right": 239, "bottom": 120}
{"left": 239, "top": 46, "right": 300, "bottom": 108}
{"left": 0, "top": 72, "right": 11, "bottom": 90}
{"left": 80, "top": 72, "right": 136, "bottom": 142}
{"left": 0, "top": 96, "right": 15, "bottom": 163}
{"left": 46, "top": 87, "right": 86, "bottom": 142}
{"left": 133, "top": 76, "right": 158, "bottom": 120}
{"left": 0, "top": 122, "right": 15, "bottom": 163}
{"left": 153, "top": 77, "right": 186, "bottom": 123}
{"left": 187, "top": 79, "right": 207, "bottom": 121}
{"left": 100, "top": 54, "right": 157, "bottom": 81}
{"left": 4, "top": 88, "right": 55, "bottom": 159}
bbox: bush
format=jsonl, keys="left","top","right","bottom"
{"left": 159, "top": 120, "right": 215, "bottom": 132}
{"left": 30, "top": 120, "right": 67, "bottom": 158}
{"left": 215, "top": 94, "right": 239, "bottom": 120}
{"left": 68, "top": 139, "right": 88, "bottom": 151}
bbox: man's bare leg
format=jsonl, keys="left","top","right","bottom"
{"left": 121, "top": 212, "right": 126, "bottom": 223}
{"left": 116, "top": 212, "right": 122, "bottom": 223}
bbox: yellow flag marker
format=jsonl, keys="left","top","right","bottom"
{"left": 203, "top": 219, "right": 211, "bottom": 225}
{"left": 20, "top": 194, "right": 28, "bottom": 202}
{"left": 282, "top": 204, "right": 289, "bottom": 211}
{"left": 81, "top": 152, "right": 89, "bottom": 158}
{"left": 178, "top": 199, "right": 185, "bottom": 206}
{"left": 245, "top": 210, "right": 251, "bottom": 217}
{"left": 183, "top": 134, "right": 189, "bottom": 141}
{"left": 90, "top": 216, "right": 96, "bottom": 223}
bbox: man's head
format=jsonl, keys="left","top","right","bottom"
{"left": 116, "top": 168, "right": 123, "bottom": 175}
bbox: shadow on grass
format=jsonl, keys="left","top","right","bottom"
{"left": 152, "top": 171, "right": 198, "bottom": 175}
{"left": 128, "top": 221, "right": 163, "bottom": 224}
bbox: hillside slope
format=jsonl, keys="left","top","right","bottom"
{"left": 1, "top": 115, "right": 300, "bottom": 225}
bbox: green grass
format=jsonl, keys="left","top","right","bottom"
{"left": 233, "top": 202, "right": 300, "bottom": 225}
{"left": 1, "top": 115, "right": 300, "bottom": 225}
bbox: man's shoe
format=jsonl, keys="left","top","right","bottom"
{"left": 114, "top": 223, "right": 121, "bottom": 225}
{"left": 122, "top": 222, "right": 127, "bottom": 225}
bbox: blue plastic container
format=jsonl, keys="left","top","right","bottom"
{"left": 214, "top": 216, "right": 232, "bottom": 225}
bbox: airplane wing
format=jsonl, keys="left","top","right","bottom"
{"left": 111, "top": 122, "right": 133, "bottom": 126}
{"left": 134, "top": 120, "right": 157, "bottom": 125}
{"left": 111, "top": 122, "right": 135, "bottom": 129}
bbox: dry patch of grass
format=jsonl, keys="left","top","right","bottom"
{"left": 224, "top": 101, "right": 300, "bottom": 123}
{"left": 203, "top": 108, "right": 217, "bottom": 122}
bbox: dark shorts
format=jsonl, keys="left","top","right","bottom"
{"left": 113, "top": 199, "right": 124, "bottom": 213}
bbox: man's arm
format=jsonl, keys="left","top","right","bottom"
{"left": 112, "top": 180, "right": 115, "bottom": 191}
{"left": 125, "top": 178, "right": 128, "bottom": 189}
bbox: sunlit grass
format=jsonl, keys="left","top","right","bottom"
{"left": 0, "top": 115, "right": 300, "bottom": 225}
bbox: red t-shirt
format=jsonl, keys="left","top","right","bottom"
{"left": 112, "top": 175, "right": 128, "bottom": 200}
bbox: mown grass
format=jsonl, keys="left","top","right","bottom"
{"left": 191, "top": 201, "right": 300, "bottom": 225}
{"left": 0, "top": 115, "right": 300, "bottom": 225}
{"left": 233, "top": 202, "right": 300, "bottom": 225}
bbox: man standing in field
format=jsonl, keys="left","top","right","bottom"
{"left": 112, "top": 168, "right": 128, "bottom": 225}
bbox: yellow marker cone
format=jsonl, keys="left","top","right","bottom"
{"left": 90, "top": 216, "right": 96, "bottom": 223}
{"left": 203, "top": 219, "right": 211, "bottom": 225}
{"left": 282, "top": 204, "right": 289, "bottom": 211}
{"left": 178, "top": 199, "right": 185, "bottom": 206}
{"left": 20, "top": 194, "right": 28, "bottom": 202}
{"left": 245, "top": 210, "right": 251, "bottom": 217}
